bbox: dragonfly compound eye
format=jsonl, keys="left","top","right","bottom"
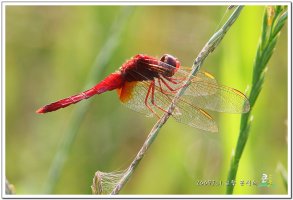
{"left": 160, "top": 54, "right": 180, "bottom": 73}
{"left": 160, "top": 54, "right": 176, "bottom": 67}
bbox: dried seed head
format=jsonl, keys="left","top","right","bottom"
{"left": 267, "top": 6, "right": 275, "bottom": 26}
{"left": 91, "top": 170, "right": 126, "bottom": 195}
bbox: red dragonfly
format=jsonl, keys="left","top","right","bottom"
{"left": 36, "top": 54, "right": 250, "bottom": 132}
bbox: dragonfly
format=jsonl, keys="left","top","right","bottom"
{"left": 36, "top": 54, "right": 250, "bottom": 132}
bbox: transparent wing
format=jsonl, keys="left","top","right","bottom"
{"left": 166, "top": 69, "right": 219, "bottom": 96}
{"left": 117, "top": 66, "right": 249, "bottom": 132}
{"left": 117, "top": 77, "right": 218, "bottom": 132}
{"left": 169, "top": 97, "right": 218, "bottom": 132}
{"left": 117, "top": 80, "right": 154, "bottom": 117}
{"left": 173, "top": 69, "right": 250, "bottom": 113}
{"left": 183, "top": 82, "right": 250, "bottom": 113}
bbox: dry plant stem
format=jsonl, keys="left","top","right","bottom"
{"left": 5, "top": 179, "right": 14, "bottom": 194}
{"left": 110, "top": 6, "right": 244, "bottom": 195}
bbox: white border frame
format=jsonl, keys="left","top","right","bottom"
{"left": 1, "top": 1, "right": 291, "bottom": 199}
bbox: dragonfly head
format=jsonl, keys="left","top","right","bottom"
{"left": 160, "top": 54, "right": 180, "bottom": 76}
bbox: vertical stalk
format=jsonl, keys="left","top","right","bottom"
{"left": 44, "top": 7, "right": 134, "bottom": 193}
{"left": 226, "top": 6, "right": 287, "bottom": 194}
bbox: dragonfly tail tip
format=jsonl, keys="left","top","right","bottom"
{"left": 36, "top": 107, "right": 46, "bottom": 114}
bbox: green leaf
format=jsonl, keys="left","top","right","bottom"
{"left": 272, "top": 12, "right": 288, "bottom": 38}
{"left": 261, "top": 9, "right": 268, "bottom": 49}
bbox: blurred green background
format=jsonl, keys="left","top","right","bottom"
{"left": 6, "top": 5, "right": 288, "bottom": 195}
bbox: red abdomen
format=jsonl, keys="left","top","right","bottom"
{"left": 36, "top": 71, "right": 124, "bottom": 113}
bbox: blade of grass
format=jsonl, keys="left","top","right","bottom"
{"left": 226, "top": 6, "right": 287, "bottom": 194}
{"left": 277, "top": 162, "right": 288, "bottom": 192}
{"left": 43, "top": 7, "right": 134, "bottom": 194}
{"left": 109, "top": 6, "right": 244, "bottom": 195}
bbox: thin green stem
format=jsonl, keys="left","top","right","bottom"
{"left": 110, "top": 6, "right": 244, "bottom": 195}
{"left": 43, "top": 7, "right": 134, "bottom": 194}
{"left": 226, "top": 6, "right": 287, "bottom": 194}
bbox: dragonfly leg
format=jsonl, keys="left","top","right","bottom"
{"left": 150, "top": 80, "right": 171, "bottom": 115}
{"left": 157, "top": 78, "right": 175, "bottom": 95}
{"left": 158, "top": 78, "right": 186, "bottom": 97}
{"left": 158, "top": 78, "right": 167, "bottom": 94}
{"left": 160, "top": 77, "right": 188, "bottom": 92}
{"left": 164, "top": 76, "right": 186, "bottom": 84}
{"left": 145, "top": 81, "right": 160, "bottom": 118}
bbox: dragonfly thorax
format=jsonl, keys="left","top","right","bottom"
{"left": 119, "top": 54, "right": 180, "bottom": 82}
